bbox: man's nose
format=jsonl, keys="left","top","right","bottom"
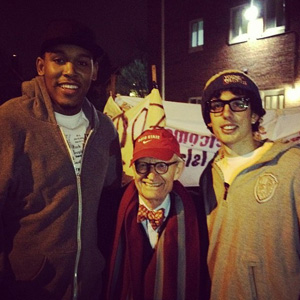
{"left": 222, "top": 103, "right": 233, "bottom": 118}
{"left": 63, "top": 62, "right": 76, "bottom": 76}
{"left": 147, "top": 165, "right": 158, "bottom": 178}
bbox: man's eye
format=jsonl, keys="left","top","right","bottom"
{"left": 77, "top": 60, "right": 89, "bottom": 67}
{"left": 233, "top": 101, "right": 245, "bottom": 108}
{"left": 211, "top": 102, "right": 222, "bottom": 108}
{"left": 137, "top": 162, "right": 147, "bottom": 169}
{"left": 156, "top": 162, "right": 166, "bottom": 168}
{"left": 53, "top": 58, "right": 65, "bottom": 64}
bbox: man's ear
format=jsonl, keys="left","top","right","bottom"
{"left": 251, "top": 113, "right": 259, "bottom": 124}
{"left": 174, "top": 160, "right": 185, "bottom": 181}
{"left": 92, "top": 61, "right": 99, "bottom": 81}
{"left": 36, "top": 57, "right": 45, "bottom": 75}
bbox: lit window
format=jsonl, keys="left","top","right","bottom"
{"left": 263, "top": 0, "right": 286, "bottom": 36}
{"left": 189, "top": 19, "right": 204, "bottom": 51}
{"left": 261, "top": 88, "right": 285, "bottom": 109}
{"left": 229, "top": 0, "right": 286, "bottom": 44}
{"left": 229, "top": 4, "right": 249, "bottom": 44}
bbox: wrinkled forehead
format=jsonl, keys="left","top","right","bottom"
{"left": 135, "top": 155, "right": 176, "bottom": 164}
{"left": 210, "top": 87, "right": 250, "bottom": 100}
{"left": 44, "top": 44, "right": 94, "bottom": 59}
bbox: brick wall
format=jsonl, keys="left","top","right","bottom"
{"left": 148, "top": 0, "right": 300, "bottom": 106}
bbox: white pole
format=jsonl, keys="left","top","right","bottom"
{"left": 161, "top": 0, "right": 165, "bottom": 100}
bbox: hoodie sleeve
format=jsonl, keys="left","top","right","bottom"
{"left": 103, "top": 126, "right": 122, "bottom": 190}
{"left": 0, "top": 102, "right": 19, "bottom": 287}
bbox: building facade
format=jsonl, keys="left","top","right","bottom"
{"left": 147, "top": 0, "right": 300, "bottom": 108}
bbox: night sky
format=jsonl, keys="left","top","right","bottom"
{"left": 0, "top": 0, "right": 147, "bottom": 80}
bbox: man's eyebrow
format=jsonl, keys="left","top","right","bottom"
{"left": 48, "top": 50, "right": 64, "bottom": 55}
{"left": 77, "top": 54, "right": 93, "bottom": 59}
{"left": 49, "top": 50, "right": 92, "bottom": 59}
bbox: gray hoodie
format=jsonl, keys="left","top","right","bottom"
{"left": 0, "top": 76, "right": 122, "bottom": 299}
{"left": 200, "top": 140, "right": 300, "bottom": 300}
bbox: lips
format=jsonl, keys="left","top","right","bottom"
{"left": 143, "top": 181, "right": 162, "bottom": 187}
{"left": 60, "top": 83, "right": 79, "bottom": 90}
{"left": 221, "top": 124, "right": 238, "bottom": 133}
{"left": 57, "top": 82, "right": 80, "bottom": 95}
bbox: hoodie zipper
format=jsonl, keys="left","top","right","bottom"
{"left": 224, "top": 182, "right": 230, "bottom": 201}
{"left": 59, "top": 126, "right": 93, "bottom": 300}
{"left": 213, "top": 161, "right": 230, "bottom": 201}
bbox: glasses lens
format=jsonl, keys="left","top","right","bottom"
{"left": 155, "top": 162, "right": 168, "bottom": 174}
{"left": 230, "top": 99, "right": 248, "bottom": 112}
{"left": 209, "top": 98, "right": 249, "bottom": 112}
{"left": 209, "top": 101, "right": 224, "bottom": 113}
{"left": 135, "top": 161, "right": 172, "bottom": 174}
{"left": 135, "top": 162, "right": 148, "bottom": 174}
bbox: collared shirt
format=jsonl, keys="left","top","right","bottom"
{"left": 138, "top": 195, "right": 171, "bottom": 248}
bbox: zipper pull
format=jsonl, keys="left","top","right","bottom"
{"left": 224, "top": 182, "right": 229, "bottom": 200}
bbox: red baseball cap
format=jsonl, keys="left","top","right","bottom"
{"left": 131, "top": 128, "right": 181, "bottom": 164}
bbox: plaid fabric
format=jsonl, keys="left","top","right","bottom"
{"left": 137, "top": 204, "right": 165, "bottom": 230}
{"left": 107, "top": 180, "right": 202, "bottom": 300}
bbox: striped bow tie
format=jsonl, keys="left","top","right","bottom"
{"left": 137, "top": 204, "right": 165, "bottom": 230}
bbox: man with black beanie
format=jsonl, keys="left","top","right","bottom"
{"left": 199, "top": 69, "right": 300, "bottom": 299}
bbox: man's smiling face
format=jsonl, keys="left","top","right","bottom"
{"left": 133, "top": 156, "right": 183, "bottom": 209}
{"left": 36, "top": 44, "right": 98, "bottom": 115}
{"left": 209, "top": 90, "right": 259, "bottom": 154}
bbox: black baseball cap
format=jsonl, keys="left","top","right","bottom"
{"left": 40, "top": 19, "right": 104, "bottom": 59}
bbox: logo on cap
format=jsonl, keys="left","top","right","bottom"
{"left": 223, "top": 74, "right": 248, "bottom": 86}
{"left": 138, "top": 134, "right": 161, "bottom": 143}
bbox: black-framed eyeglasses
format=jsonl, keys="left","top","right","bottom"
{"left": 134, "top": 161, "right": 178, "bottom": 175}
{"left": 208, "top": 97, "right": 250, "bottom": 113}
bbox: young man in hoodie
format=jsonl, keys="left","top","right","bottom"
{"left": 0, "top": 20, "right": 122, "bottom": 300}
{"left": 199, "top": 69, "right": 300, "bottom": 299}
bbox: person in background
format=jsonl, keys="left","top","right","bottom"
{"left": 0, "top": 20, "right": 122, "bottom": 300}
{"left": 199, "top": 69, "right": 300, "bottom": 299}
{"left": 107, "top": 127, "right": 204, "bottom": 300}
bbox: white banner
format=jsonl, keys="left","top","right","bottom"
{"left": 104, "top": 93, "right": 300, "bottom": 186}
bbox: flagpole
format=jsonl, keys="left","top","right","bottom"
{"left": 152, "top": 65, "right": 158, "bottom": 89}
{"left": 161, "top": 0, "right": 165, "bottom": 100}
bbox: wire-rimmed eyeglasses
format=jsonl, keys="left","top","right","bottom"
{"left": 208, "top": 97, "right": 250, "bottom": 113}
{"left": 134, "top": 161, "right": 178, "bottom": 175}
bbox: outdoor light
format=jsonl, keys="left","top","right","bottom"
{"left": 286, "top": 84, "right": 300, "bottom": 103}
{"left": 244, "top": 2, "right": 259, "bottom": 21}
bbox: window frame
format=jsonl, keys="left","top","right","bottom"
{"left": 189, "top": 18, "right": 204, "bottom": 52}
{"left": 229, "top": 4, "right": 249, "bottom": 45}
{"left": 229, "top": 0, "right": 286, "bottom": 45}
{"left": 261, "top": 0, "right": 286, "bottom": 38}
{"left": 260, "top": 88, "right": 285, "bottom": 109}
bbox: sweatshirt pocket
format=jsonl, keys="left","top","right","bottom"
{"left": 10, "top": 253, "right": 54, "bottom": 282}
{"left": 246, "top": 260, "right": 269, "bottom": 300}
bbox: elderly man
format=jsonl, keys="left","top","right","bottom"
{"left": 107, "top": 127, "right": 203, "bottom": 300}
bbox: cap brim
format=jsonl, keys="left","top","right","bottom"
{"left": 41, "top": 38, "right": 104, "bottom": 58}
{"left": 130, "top": 149, "right": 176, "bottom": 166}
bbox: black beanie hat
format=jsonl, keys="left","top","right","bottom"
{"left": 201, "top": 69, "right": 266, "bottom": 132}
{"left": 40, "top": 19, "right": 104, "bottom": 59}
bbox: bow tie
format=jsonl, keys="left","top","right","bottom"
{"left": 137, "top": 204, "right": 165, "bottom": 230}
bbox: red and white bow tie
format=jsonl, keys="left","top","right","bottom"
{"left": 137, "top": 204, "right": 165, "bottom": 230}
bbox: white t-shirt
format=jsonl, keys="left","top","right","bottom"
{"left": 216, "top": 142, "right": 273, "bottom": 184}
{"left": 55, "top": 110, "right": 89, "bottom": 175}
